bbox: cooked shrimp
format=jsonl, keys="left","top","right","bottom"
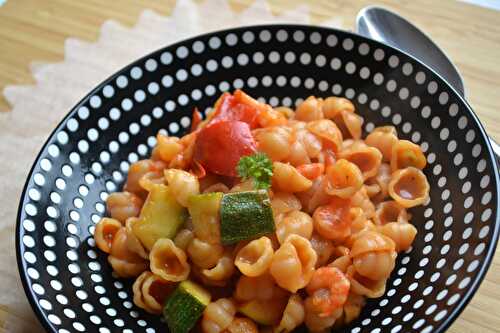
{"left": 306, "top": 267, "right": 350, "bottom": 317}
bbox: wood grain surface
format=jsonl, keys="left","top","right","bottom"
{"left": 0, "top": 0, "right": 499, "bottom": 332}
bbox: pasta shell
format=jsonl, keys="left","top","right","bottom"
{"left": 350, "top": 231, "right": 395, "bottom": 257}
{"left": 324, "top": 159, "right": 364, "bottom": 198}
{"left": 390, "top": 140, "right": 427, "bottom": 171}
{"left": 270, "top": 235, "right": 317, "bottom": 292}
{"left": 346, "top": 266, "right": 386, "bottom": 298}
{"left": 306, "top": 119, "right": 343, "bottom": 153}
{"left": 150, "top": 238, "right": 190, "bottom": 282}
{"left": 377, "top": 222, "right": 417, "bottom": 252}
{"left": 94, "top": 217, "right": 122, "bottom": 254}
{"left": 373, "top": 201, "right": 410, "bottom": 225}
{"left": 365, "top": 126, "right": 398, "bottom": 162}
{"left": 322, "top": 97, "right": 355, "bottom": 119}
{"left": 388, "top": 167, "right": 430, "bottom": 208}
{"left": 272, "top": 162, "right": 313, "bottom": 193}
{"left": 235, "top": 237, "right": 274, "bottom": 277}
{"left": 295, "top": 96, "right": 324, "bottom": 122}
{"left": 339, "top": 145, "right": 382, "bottom": 180}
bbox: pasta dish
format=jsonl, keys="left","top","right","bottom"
{"left": 94, "top": 90, "right": 429, "bottom": 333}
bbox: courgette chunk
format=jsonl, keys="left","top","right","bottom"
{"left": 132, "top": 183, "right": 187, "bottom": 251}
{"left": 220, "top": 190, "right": 275, "bottom": 245}
{"left": 188, "top": 192, "right": 224, "bottom": 244}
{"left": 163, "top": 280, "right": 211, "bottom": 333}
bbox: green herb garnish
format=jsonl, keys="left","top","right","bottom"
{"left": 236, "top": 153, "right": 273, "bottom": 190}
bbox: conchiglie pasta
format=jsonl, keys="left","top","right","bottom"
{"left": 270, "top": 235, "right": 317, "bottom": 292}
{"left": 274, "top": 106, "right": 295, "bottom": 119}
{"left": 150, "top": 238, "right": 190, "bottom": 282}
{"left": 234, "top": 274, "right": 288, "bottom": 302}
{"left": 306, "top": 119, "right": 343, "bottom": 153}
{"left": 95, "top": 217, "right": 122, "bottom": 253}
{"left": 132, "top": 271, "right": 174, "bottom": 314}
{"left": 138, "top": 171, "right": 165, "bottom": 192}
{"left": 333, "top": 110, "right": 363, "bottom": 140}
{"left": 322, "top": 97, "right": 355, "bottom": 119}
{"left": 202, "top": 249, "right": 235, "bottom": 282}
{"left": 188, "top": 237, "right": 224, "bottom": 269}
{"left": 346, "top": 265, "right": 386, "bottom": 298}
{"left": 350, "top": 230, "right": 396, "bottom": 257}
{"left": 106, "top": 191, "right": 143, "bottom": 223}
{"left": 276, "top": 210, "right": 313, "bottom": 244}
{"left": 373, "top": 200, "right": 410, "bottom": 225}
{"left": 340, "top": 144, "right": 382, "bottom": 180}
{"left": 156, "top": 134, "right": 183, "bottom": 163}
{"left": 108, "top": 228, "right": 149, "bottom": 278}
{"left": 255, "top": 127, "right": 292, "bottom": 162}
{"left": 125, "top": 159, "right": 165, "bottom": 197}
{"left": 202, "top": 298, "right": 237, "bottom": 333}
{"left": 365, "top": 126, "right": 398, "bottom": 162}
{"left": 353, "top": 250, "right": 397, "bottom": 281}
{"left": 388, "top": 167, "right": 430, "bottom": 208}
{"left": 271, "top": 192, "right": 302, "bottom": 216}
{"left": 287, "top": 137, "right": 311, "bottom": 166}
{"left": 309, "top": 233, "right": 335, "bottom": 267}
{"left": 377, "top": 222, "right": 417, "bottom": 252}
{"left": 235, "top": 237, "right": 274, "bottom": 277}
{"left": 173, "top": 228, "right": 194, "bottom": 251}
{"left": 275, "top": 294, "right": 305, "bottom": 333}
{"left": 297, "top": 128, "right": 323, "bottom": 159}
{"left": 295, "top": 176, "right": 330, "bottom": 214}
{"left": 335, "top": 293, "right": 366, "bottom": 327}
{"left": 164, "top": 169, "right": 200, "bottom": 207}
{"left": 328, "top": 246, "right": 352, "bottom": 273}
{"left": 351, "top": 231, "right": 396, "bottom": 281}
{"left": 272, "top": 162, "right": 313, "bottom": 193}
{"left": 390, "top": 139, "right": 427, "bottom": 171}
{"left": 351, "top": 187, "right": 376, "bottom": 220}
{"left": 295, "top": 96, "right": 324, "bottom": 122}
{"left": 324, "top": 159, "right": 364, "bottom": 198}
{"left": 257, "top": 107, "right": 288, "bottom": 128}
{"left": 367, "top": 163, "right": 392, "bottom": 203}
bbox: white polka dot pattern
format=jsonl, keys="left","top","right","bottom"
{"left": 16, "top": 26, "right": 499, "bottom": 333}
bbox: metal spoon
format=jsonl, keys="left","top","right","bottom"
{"left": 356, "top": 6, "right": 500, "bottom": 161}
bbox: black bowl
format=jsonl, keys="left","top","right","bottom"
{"left": 16, "top": 25, "right": 499, "bottom": 333}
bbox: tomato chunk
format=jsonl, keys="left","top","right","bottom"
{"left": 210, "top": 91, "right": 261, "bottom": 128}
{"left": 194, "top": 120, "right": 257, "bottom": 177}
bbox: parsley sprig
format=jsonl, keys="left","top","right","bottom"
{"left": 236, "top": 153, "right": 273, "bottom": 190}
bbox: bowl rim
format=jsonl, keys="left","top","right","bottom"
{"left": 15, "top": 23, "right": 500, "bottom": 333}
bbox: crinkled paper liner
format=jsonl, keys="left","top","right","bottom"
{"left": 0, "top": 0, "right": 342, "bottom": 330}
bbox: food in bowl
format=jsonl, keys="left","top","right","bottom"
{"left": 94, "top": 89, "right": 429, "bottom": 333}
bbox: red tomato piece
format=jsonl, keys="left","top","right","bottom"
{"left": 190, "top": 107, "right": 202, "bottom": 132}
{"left": 193, "top": 120, "right": 257, "bottom": 177}
{"left": 211, "top": 92, "right": 260, "bottom": 128}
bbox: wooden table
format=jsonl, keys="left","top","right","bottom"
{"left": 0, "top": 0, "right": 499, "bottom": 332}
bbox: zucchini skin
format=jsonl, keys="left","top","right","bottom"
{"left": 220, "top": 190, "right": 276, "bottom": 245}
{"left": 163, "top": 282, "right": 209, "bottom": 333}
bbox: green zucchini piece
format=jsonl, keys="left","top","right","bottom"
{"left": 163, "top": 280, "right": 211, "bottom": 333}
{"left": 220, "top": 190, "right": 275, "bottom": 245}
{"left": 188, "top": 192, "right": 224, "bottom": 244}
{"left": 132, "top": 183, "right": 187, "bottom": 251}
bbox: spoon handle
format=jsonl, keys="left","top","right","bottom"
{"left": 356, "top": 6, "right": 500, "bottom": 166}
